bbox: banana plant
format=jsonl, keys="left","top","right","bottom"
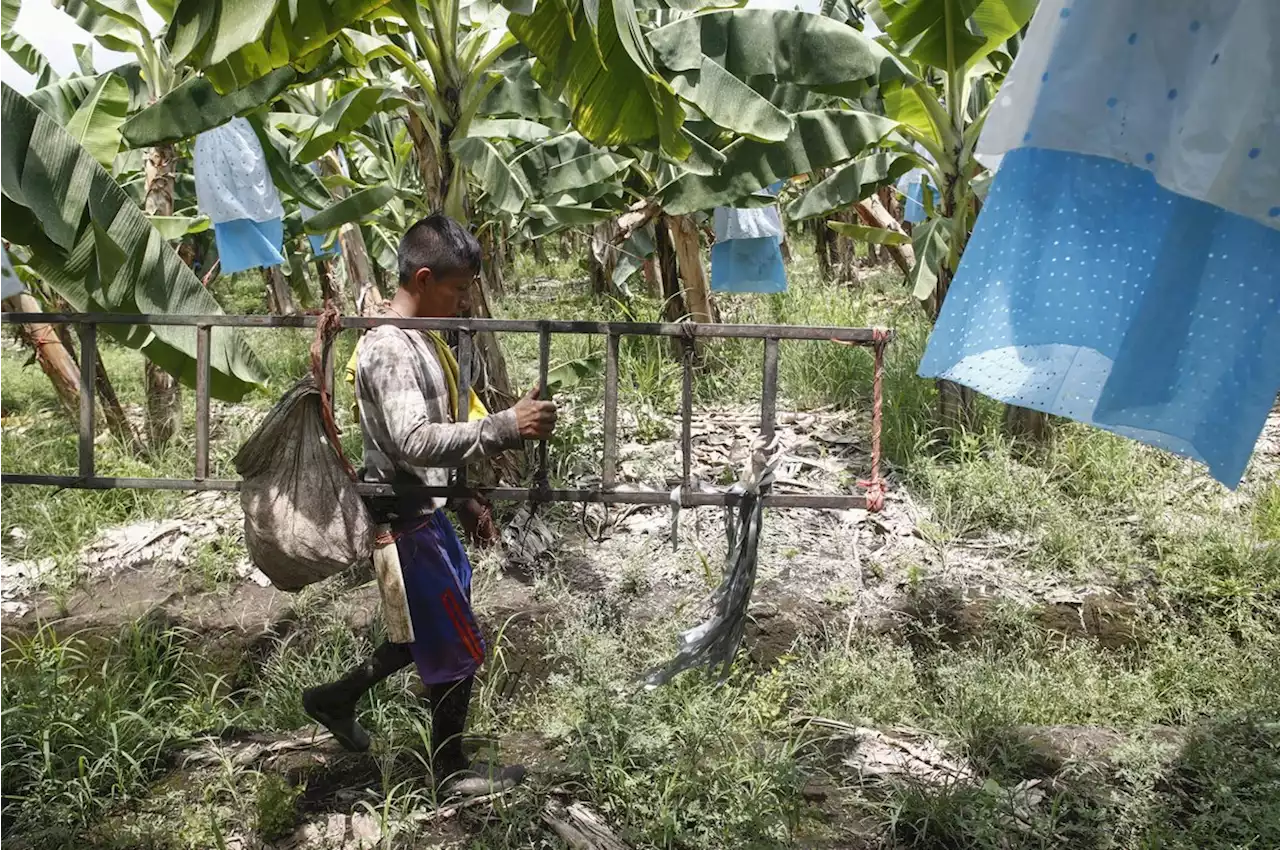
{"left": 499, "top": 4, "right": 913, "bottom": 321}
{"left": 851, "top": 0, "right": 1035, "bottom": 429}
{"left": 860, "top": 0, "right": 1035, "bottom": 316}
{"left": 2, "top": 84, "right": 268, "bottom": 401}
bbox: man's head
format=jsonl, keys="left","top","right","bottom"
{"left": 396, "top": 214, "right": 481, "bottom": 317}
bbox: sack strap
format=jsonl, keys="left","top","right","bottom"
{"left": 374, "top": 515, "right": 434, "bottom": 547}
{"left": 310, "top": 301, "right": 357, "bottom": 481}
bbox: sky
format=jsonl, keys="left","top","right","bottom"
{"left": 0, "top": 0, "right": 163, "bottom": 93}
{"left": 0, "top": 0, "right": 842, "bottom": 94}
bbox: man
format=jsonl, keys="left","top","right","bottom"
{"left": 302, "top": 214, "right": 556, "bottom": 795}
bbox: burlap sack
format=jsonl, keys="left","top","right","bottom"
{"left": 232, "top": 376, "right": 372, "bottom": 591}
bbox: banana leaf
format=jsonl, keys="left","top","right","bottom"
{"left": 2, "top": 0, "right": 18, "bottom": 32}
{"left": 2, "top": 84, "right": 267, "bottom": 400}
{"left": 247, "top": 114, "right": 334, "bottom": 210}
{"left": 55, "top": 0, "right": 150, "bottom": 52}
{"left": 786, "top": 152, "right": 914, "bottom": 220}
{"left": 647, "top": 9, "right": 908, "bottom": 119}
{"left": 906, "top": 216, "right": 950, "bottom": 301}
{"left": 2, "top": 30, "right": 55, "bottom": 81}
{"left": 467, "top": 117, "right": 555, "bottom": 142}
{"left": 482, "top": 57, "right": 572, "bottom": 126}
{"left": 659, "top": 109, "right": 898, "bottom": 215}
{"left": 452, "top": 136, "right": 534, "bottom": 215}
{"left": 865, "top": 0, "right": 1035, "bottom": 73}
{"left": 121, "top": 66, "right": 297, "bottom": 147}
{"left": 509, "top": 0, "right": 688, "bottom": 157}
{"left": 148, "top": 214, "right": 212, "bottom": 240}
{"left": 828, "top": 221, "right": 910, "bottom": 246}
{"left": 166, "top": 0, "right": 393, "bottom": 93}
{"left": 302, "top": 184, "right": 396, "bottom": 234}
{"left": 64, "top": 72, "right": 130, "bottom": 168}
{"left": 294, "top": 85, "right": 408, "bottom": 163}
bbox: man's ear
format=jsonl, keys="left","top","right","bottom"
{"left": 413, "top": 266, "right": 434, "bottom": 291}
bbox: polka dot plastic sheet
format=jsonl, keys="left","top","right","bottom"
{"left": 979, "top": 0, "right": 1279, "bottom": 229}
{"left": 921, "top": 0, "right": 1280, "bottom": 487}
{"left": 194, "top": 117, "right": 285, "bottom": 225}
{"left": 921, "top": 147, "right": 1280, "bottom": 487}
{"left": 195, "top": 117, "right": 286, "bottom": 273}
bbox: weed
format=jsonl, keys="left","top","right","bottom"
{"left": 3, "top": 247, "right": 1279, "bottom": 849}
{"left": 253, "top": 773, "right": 303, "bottom": 841}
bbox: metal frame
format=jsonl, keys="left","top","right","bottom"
{"left": 0, "top": 312, "right": 892, "bottom": 511}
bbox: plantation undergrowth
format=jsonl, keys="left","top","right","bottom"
{"left": 2, "top": 251, "right": 1277, "bottom": 849}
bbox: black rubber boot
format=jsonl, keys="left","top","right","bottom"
{"left": 427, "top": 676, "right": 526, "bottom": 796}
{"left": 303, "top": 641, "right": 412, "bottom": 752}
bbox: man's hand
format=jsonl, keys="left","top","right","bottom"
{"left": 513, "top": 385, "right": 557, "bottom": 439}
{"left": 454, "top": 493, "right": 499, "bottom": 548}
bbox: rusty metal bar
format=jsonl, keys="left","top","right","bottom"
{"left": 602, "top": 333, "right": 620, "bottom": 489}
{"left": 537, "top": 321, "right": 551, "bottom": 484}
{"left": 195, "top": 325, "right": 211, "bottom": 479}
{"left": 455, "top": 330, "right": 472, "bottom": 489}
{"left": 1, "top": 311, "right": 893, "bottom": 512}
{"left": 77, "top": 324, "right": 97, "bottom": 478}
{"left": 761, "top": 338, "right": 780, "bottom": 443}
{"left": 680, "top": 336, "right": 694, "bottom": 494}
{"left": 0, "top": 473, "right": 867, "bottom": 509}
{"left": 0, "top": 312, "right": 891, "bottom": 345}
{"left": 457, "top": 331, "right": 473, "bottom": 423}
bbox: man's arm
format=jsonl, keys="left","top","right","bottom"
{"left": 358, "top": 331, "right": 522, "bottom": 467}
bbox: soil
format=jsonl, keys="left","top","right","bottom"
{"left": 4, "top": 405, "right": 1274, "bottom": 849}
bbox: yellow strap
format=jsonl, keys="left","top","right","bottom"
{"left": 346, "top": 332, "right": 487, "bottom": 424}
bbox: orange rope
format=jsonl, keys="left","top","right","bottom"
{"left": 311, "top": 301, "right": 357, "bottom": 481}
{"left": 856, "top": 328, "right": 889, "bottom": 513}
{"left": 374, "top": 515, "right": 434, "bottom": 547}
{"left": 831, "top": 329, "right": 890, "bottom": 513}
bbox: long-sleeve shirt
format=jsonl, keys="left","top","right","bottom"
{"left": 355, "top": 324, "right": 521, "bottom": 519}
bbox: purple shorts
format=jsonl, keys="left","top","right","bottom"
{"left": 394, "top": 511, "right": 485, "bottom": 685}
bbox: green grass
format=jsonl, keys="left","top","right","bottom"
{"left": 2, "top": 245, "right": 1278, "bottom": 848}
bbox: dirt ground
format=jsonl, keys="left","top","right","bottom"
{"left": 5, "top": 403, "right": 1275, "bottom": 848}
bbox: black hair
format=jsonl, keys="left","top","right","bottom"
{"left": 397, "top": 213, "right": 482, "bottom": 285}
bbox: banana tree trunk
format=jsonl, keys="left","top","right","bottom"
{"left": 480, "top": 226, "right": 505, "bottom": 299}
{"left": 833, "top": 208, "right": 861, "bottom": 286}
{"left": 856, "top": 196, "right": 914, "bottom": 276}
{"left": 1005, "top": 404, "right": 1051, "bottom": 443}
{"left": 655, "top": 216, "right": 682, "bottom": 324}
{"left": 666, "top": 214, "right": 715, "bottom": 324}
{"left": 3, "top": 292, "right": 81, "bottom": 417}
{"left": 406, "top": 109, "right": 445, "bottom": 210}
{"left": 143, "top": 144, "right": 181, "bottom": 447}
{"left": 316, "top": 260, "right": 341, "bottom": 304}
{"left": 642, "top": 257, "right": 660, "bottom": 298}
{"left": 264, "top": 266, "right": 297, "bottom": 315}
{"left": 51, "top": 315, "right": 142, "bottom": 452}
{"left": 317, "top": 152, "right": 364, "bottom": 314}
{"left": 6, "top": 292, "right": 143, "bottom": 450}
{"left": 343, "top": 225, "right": 383, "bottom": 315}
{"left": 588, "top": 220, "right": 621, "bottom": 300}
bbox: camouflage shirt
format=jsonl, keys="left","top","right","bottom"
{"left": 354, "top": 321, "right": 520, "bottom": 518}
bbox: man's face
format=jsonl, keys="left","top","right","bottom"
{"left": 411, "top": 268, "right": 475, "bottom": 317}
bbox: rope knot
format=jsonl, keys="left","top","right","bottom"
{"left": 857, "top": 477, "right": 886, "bottom": 513}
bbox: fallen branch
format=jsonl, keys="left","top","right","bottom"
{"left": 542, "top": 801, "right": 631, "bottom": 850}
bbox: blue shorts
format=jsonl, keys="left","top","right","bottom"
{"left": 394, "top": 511, "right": 485, "bottom": 685}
